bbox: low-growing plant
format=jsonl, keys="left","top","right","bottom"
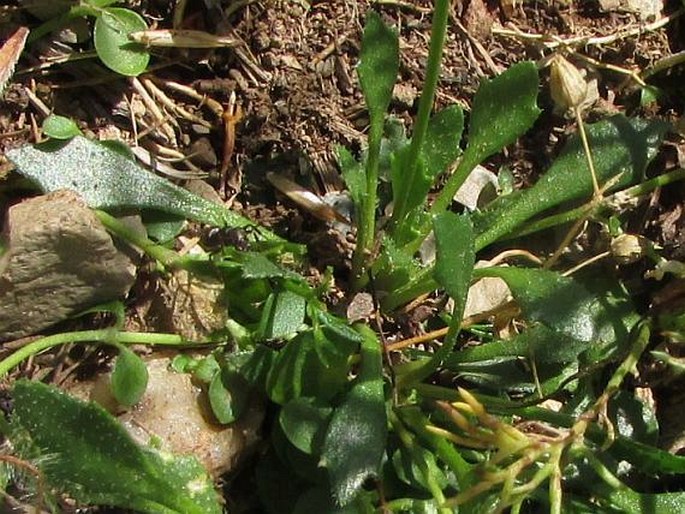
{"left": 3, "top": 1, "right": 685, "bottom": 512}
{"left": 26, "top": 0, "right": 150, "bottom": 76}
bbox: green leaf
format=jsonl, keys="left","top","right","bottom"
{"left": 6, "top": 135, "right": 256, "bottom": 229}
{"left": 42, "top": 114, "right": 82, "bottom": 139}
{"left": 466, "top": 61, "right": 540, "bottom": 164}
{"left": 609, "top": 436, "right": 685, "bottom": 475}
{"left": 434, "top": 212, "right": 475, "bottom": 306}
{"left": 477, "top": 267, "right": 637, "bottom": 345}
{"left": 607, "top": 488, "right": 685, "bottom": 514}
{"left": 398, "top": 213, "right": 475, "bottom": 387}
{"left": 321, "top": 325, "right": 387, "bottom": 506}
{"left": 141, "top": 211, "right": 186, "bottom": 243}
{"left": 474, "top": 115, "right": 669, "bottom": 249}
{"left": 258, "top": 290, "right": 306, "bottom": 340}
{"left": 208, "top": 368, "right": 249, "bottom": 424}
{"left": 358, "top": 11, "right": 399, "bottom": 121}
{"left": 433, "top": 62, "right": 540, "bottom": 212}
{"left": 337, "top": 146, "right": 365, "bottom": 208}
{"left": 390, "top": 106, "right": 464, "bottom": 233}
{"left": 391, "top": 445, "right": 448, "bottom": 492}
{"left": 279, "top": 398, "right": 332, "bottom": 454}
{"left": 110, "top": 346, "right": 148, "bottom": 407}
{"left": 94, "top": 8, "right": 150, "bottom": 76}
{"left": 266, "top": 333, "right": 350, "bottom": 405}
{"left": 241, "top": 252, "right": 298, "bottom": 280}
{"left": 12, "top": 380, "right": 221, "bottom": 514}
{"left": 421, "top": 105, "right": 464, "bottom": 179}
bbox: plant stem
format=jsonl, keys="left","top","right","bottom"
{"left": 94, "top": 209, "right": 200, "bottom": 269}
{"left": 351, "top": 108, "right": 383, "bottom": 289}
{"left": 495, "top": 167, "right": 685, "bottom": 242}
{"left": 391, "top": 0, "right": 450, "bottom": 227}
{"left": 575, "top": 108, "right": 601, "bottom": 198}
{"left": 0, "top": 329, "right": 192, "bottom": 378}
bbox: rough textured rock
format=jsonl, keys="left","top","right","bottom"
{"left": 0, "top": 190, "right": 135, "bottom": 341}
{"left": 68, "top": 354, "right": 263, "bottom": 477}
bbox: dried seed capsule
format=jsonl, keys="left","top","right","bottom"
{"left": 549, "top": 55, "right": 588, "bottom": 113}
{"left": 610, "top": 234, "right": 650, "bottom": 265}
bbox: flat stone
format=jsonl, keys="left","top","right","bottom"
{"left": 68, "top": 354, "right": 263, "bottom": 476}
{"left": 0, "top": 190, "right": 135, "bottom": 341}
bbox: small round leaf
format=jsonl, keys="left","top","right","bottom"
{"left": 209, "top": 369, "right": 249, "bottom": 424}
{"left": 111, "top": 346, "right": 148, "bottom": 407}
{"left": 42, "top": 114, "right": 82, "bottom": 140}
{"left": 94, "top": 8, "right": 149, "bottom": 76}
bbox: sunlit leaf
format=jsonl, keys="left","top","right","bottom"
{"left": 94, "top": 8, "right": 150, "bottom": 76}
{"left": 321, "top": 326, "right": 386, "bottom": 506}
{"left": 12, "top": 380, "right": 221, "bottom": 514}
{"left": 258, "top": 290, "right": 306, "bottom": 340}
{"left": 42, "top": 114, "right": 82, "bottom": 139}
{"left": 6, "top": 136, "right": 258, "bottom": 229}
{"left": 358, "top": 11, "right": 398, "bottom": 122}
{"left": 474, "top": 115, "right": 669, "bottom": 249}
{"left": 434, "top": 62, "right": 540, "bottom": 211}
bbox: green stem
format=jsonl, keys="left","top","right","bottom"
{"left": 382, "top": 168, "right": 685, "bottom": 308}
{"left": 94, "top": 210, "right": 201, "bottom": 270}
{"left": 0, "top": 329, "right": 194, "bottom": 378}
{"left": 390, "top": 0, "right": 450, "bottom": 227}
{"left": 500, "top": 167, "right": 685, "bottom": 242}
{"left": 351, "top": 110, "right": 383, "bottom": 289}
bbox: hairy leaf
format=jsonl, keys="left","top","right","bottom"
{"left": 474, "top": 115, "right": 669, "bottom": 249}
{"left": 434, "top": 62, "right": 540, "bottom": 212}
{"left": 7, "top": 136, "right": 257, "bottom": 229}
{"left": 321, "top": 326, "right": 386, "bottom": 506}
{"left": 358, "top": 11, "right": 399, "bottom": 122}
{"left": 12, "top": 380, "right": 221, "bottom": 514}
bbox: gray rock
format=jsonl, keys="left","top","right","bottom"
{"left": 0, "top": 190, "right": 135, "bottom": 341}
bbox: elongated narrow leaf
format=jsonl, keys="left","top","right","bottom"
{"left": 337, "top": 146, "right": 365, "bottom": 207}
{"left": 432, "top": 61, "right": 539, "bottom": 214}
{"left": 477, "top": 267, "right": 638, "bottom": 346}
{"left": 474, "top": 115, "right": 669, "bottom": 249}
{"left": 466, "top": 61, "right": 540, "bottom": 165}
{"left": 12, "top": 380, "right": 221, "bottom": 514}
{"left": 321, "top": 326, "right": 386, "bottom": 506}
{"left": 608, "top": 488, "right": 685, "bottom": 514}
{"left": 397, "top": 215, "right": 474, "bottom": 387}
{"left": 421, "top": 105, "right": 464, "bottom": 179}
{"left": 391, "top": 106, "right": 464, "bottom": 231}
{"left": 434, "top": 212, "right": 475, "bottom": 306}
{"left": 7, "top": 136, "right": 256, "bottom": 229}
{"left": 358, "top": 11, "right": 399, "bottom": 120}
